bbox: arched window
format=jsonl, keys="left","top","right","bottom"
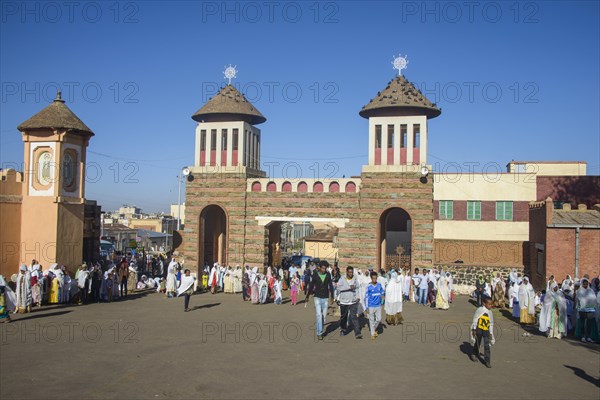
{"left": 313, "top": 181, "right": 323, "bottom": 193}
{"left": 345, "top": 182, "right": 357, "bottom": 193}
{"left": 282, "top": 181, "right": 292, "bottom": 192}
{"left": 267, "top": 181, "right": 277, "bottom": 192}
{"left": 297, "top": 181, "right": 308, "bottom": 192}
{"left": 251, "top": 181, "right": 262, "bottom": 192}
{"left": 329, "top": 182, "right": 340, "bottom": 193}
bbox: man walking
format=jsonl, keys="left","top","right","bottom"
{"left": 306, "top": 260, "right": 335, "bottom": 340}
{"left": 336, "top": 266, "right": 362, "bottom": 339}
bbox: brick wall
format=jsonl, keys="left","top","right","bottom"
{"left": 546, "top": 228, "right": 600, "bottom": 284}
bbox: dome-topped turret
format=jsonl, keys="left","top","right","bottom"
{"left": 17, "top": 91, "right": 94, "bottom": 136}
{"left": 192, "top": 84, "right": 266, "bottom": 125}
{"left": 359, "top": 75, "right": 441, "bottom": 119}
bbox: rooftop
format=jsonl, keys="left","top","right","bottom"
{"left": 17, "top": 92, "right": 94, "bottom": 136}
{"left": 192, "top": 84, "right": 266, "bottom": 125}
{"left": 359, "top": 75, "right": 441, "bottom": 119}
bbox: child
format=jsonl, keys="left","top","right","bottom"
{"left": 274, "top": 276, "right": 282, "bottom": 305}
{"left": 470, "top": 297, "right": 495, "bottom": 368}
{"left": 365, "top": 271, "right": 385, "bottom": 340}
{"left": 290, "top": 273, "right": 299, "bottom": 306}
{"left": 177, "top": 269, "right": 196, "bottom": 312}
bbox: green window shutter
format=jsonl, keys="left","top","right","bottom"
{"left": 496, "top": 202, "right": 502, "bottom": 220}
{"left": 475, "top": 202, "right": 481, "bottom": 220}
{"left": 506, "top": 202, "right": 513, "bottom": 220}
{"left": 448, "top": 201, "right": 453, "bottom": 219}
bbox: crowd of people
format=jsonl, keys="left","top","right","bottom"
{"left": 1, "top": 256, "right": 599, "bottom": 351}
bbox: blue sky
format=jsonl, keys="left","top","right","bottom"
{"left": 1, "top": 1, "right": 598, "bottom": 212}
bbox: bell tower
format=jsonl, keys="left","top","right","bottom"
{"left": 17, "top": 91, "right": 94, "bottom": 268}
{"left": 360, "top": 56, "right": 440, "bottom": 172}
{"left": 191, "top": 66, "right": 266, "bottom": 175}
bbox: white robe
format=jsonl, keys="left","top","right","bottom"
{"left": 209, "top": 266, "right": 219, "bottom": 287}
{"left": 166, "top": 265, "right": 178, "bottom": 293}
{"left": 16, "top": 270, "right": 32, "bottom": 309}
{"left": 518, "top": 282, "right": 535, "bottom": 315}
{"left": 384, "top": 276, "right": 403, "bottom": 315}
{"left": 177, "top": 275, "right": 196, "bottom": 296}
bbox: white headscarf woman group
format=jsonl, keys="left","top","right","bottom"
{"left": 539, "top": 282, "right": 568, "bottom": 338}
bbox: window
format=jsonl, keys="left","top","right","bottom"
{"left": 200, "top": 130, "right": 206, "bottom": 151}
{"left": 232, "top": 129, "right": 239, "bottom": 150}
{"left": 37, "top": 151, "right": 53, "bottom": 186}
{"left": 210, "top": 129, "right": 217, "bottom": 151}
{"left": 496, "top": 201, "right": 513, "bottom": 221}
{"left": 221, "top": 129, "right": 228, "bottom": 150}
{"left": 467, "top": 201, "right": 481, "bottom": 220}
{"left": 439, "top": 201, "right": 453, "bottom": 220}
{"left": 514, "top": 163, "right": 526, "bottom": 173}
{"left": 400, "top": 124, "right": 407, "bottom": 148}
{"left": 375, "top": 125, "right": 382, "bottom": 148}
{"left": 387, "top": 125, "right": 394, "bottom": 148}
{"left": 413, "top": 124, "right": 420, "bottom": 148}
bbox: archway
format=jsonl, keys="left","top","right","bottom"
{"left": 378, "top": 207, "right": 412, "bottom": 271}
{"left": 199, "top": 205, "right": 227, "bottom": 268}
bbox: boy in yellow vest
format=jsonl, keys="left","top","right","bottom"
{"left": 470, "top": 296, "right": 495, "bottom": 368}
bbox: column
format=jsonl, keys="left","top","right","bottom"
{"left": 227, "top": 128, "right": 233, "bottom": 166}
{"left": 205, "top": 128, "right": 212, "bottom": 167}
{"left": 239, "top": 125, "right": 245, "bottom": 168}
{"left": 195, "top": 125, "right": 201, "bottom": 166}
{"left": 406, "top": 122, "right": 414, "bottom": 165}
{"left": 381, "top": 126, "right": 388, "bottom": 165}
{"left": 215, "top": 128, "right": 222, "bottom": 167}
{"left": 368, "top": 120, "right": 375, "bottom": 165}
{"left": 256, "top": 133, "right": 260, "bottom": 170}
{"left": 393, "top": 124, "right": 400, "bottom": 166}
{"left": 420, "top": 122, "right": 427, "bottom": 165}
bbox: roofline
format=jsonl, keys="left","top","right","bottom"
{"left": 507, "top": 161, "right": 587, "bottom": 165}
{"left": 547, "top": 224, "right": 600, "bottom": 229}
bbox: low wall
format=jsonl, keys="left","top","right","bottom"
{"left": 435, "top": 264, "right": 525, "bottom": 295}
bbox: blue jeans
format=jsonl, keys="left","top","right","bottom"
{"left": 314, "top": 297, "right": 328, "bottom": 336}
{"left": 418, "top": 288, "right": 427, "bottom": 304}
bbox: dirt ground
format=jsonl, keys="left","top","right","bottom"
{"left": 1, "top": 290, "right": 598, "bottom": 399}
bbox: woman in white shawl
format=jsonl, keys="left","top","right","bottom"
{"left": 177, "top": 269, "right": 196, "bottom": 312}
{"left": 561, "top": 275, "right": 573, "bottom": 293}
{"left": 518, "top": 276, "right": 536, "bottom": 325}
{"left": 436, "top": 271, "right": 450, "bottom": 310}
{"left": 357, "top": 269, "right": 369, "bottom": 314}
{"left": 166, "top": 261, "right": 178, "bottom": 298}
{"left": 208, "top": 263, "right": 219, "bottom": 294}
{"left": 546, "top": 283, "right": 567, "bottom": 339}
{"left": 0, "top": 275, "right": 16, "bottom": 322}
{"left": 401, "top": 269, "right": 410, "bottom": 302}
{"left": 509, "top": 268, "right": 518, "bottom": 285}
{"left": 233, "top": 266, "right": 243, "bottom": 293}
{"left": 258, "top": 276, "right": 268, "bottom": 304}
{"left": 30, "top": 264, "right": 42, "bottom": 307}
{"left": 223, "top": 267, "right": 233, "bottom": 293}
{"left": 77, "top": 267, "right": 91, "bottom": 304}
{"left": 15, "top": 265, "right": 32, "bottom": 313}
{"left": 385, "top": 271, "right": 404, "bottom": 324}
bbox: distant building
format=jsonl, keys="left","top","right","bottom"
{"left": 529, "top": 199, "right": 600, "bottom": 289}
{"left": 170, "top": 203, "right": 185, "bottom": 225}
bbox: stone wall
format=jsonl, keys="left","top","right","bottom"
{"left": 436, "top": 264, "right": 525, "bottom": 294}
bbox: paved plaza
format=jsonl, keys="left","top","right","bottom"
{"left": 1, "top": 290, "right": 598, "bottom": 399}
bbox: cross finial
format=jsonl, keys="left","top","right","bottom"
{"left": 392, "top": 54, "right": 409, "bottom": 76}
{"left": 223, "top": 64, "right": 238, "bottom": 84}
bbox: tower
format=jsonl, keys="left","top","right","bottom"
{"left": 191, "top": 83, "right": 266, "bottom": 174}
{"left": 359, "top": 64, "right": 440, "bottom": 171}
{"left": 17, "top": 91, "right": 94, "bottom": 268}
{"left": 358, "top": 56, "right": 440, "bottom": 271}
